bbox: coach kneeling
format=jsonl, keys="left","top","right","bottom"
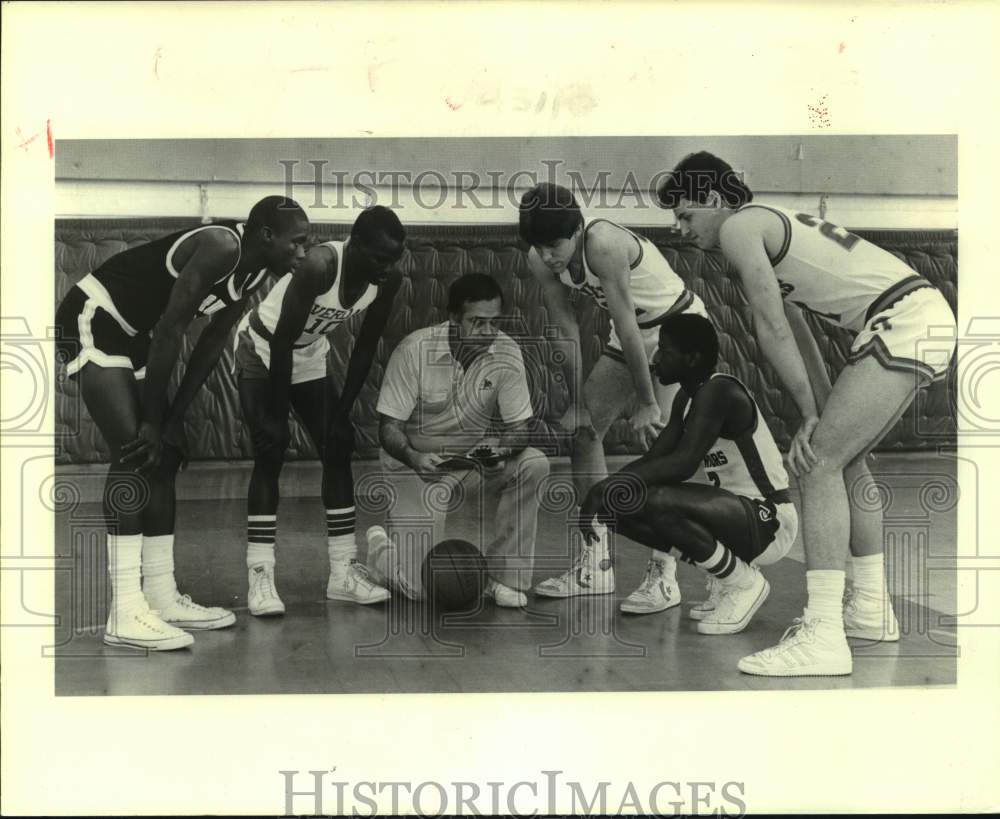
{"left": 373, "top": 274, "right": 550, "bottom": 608}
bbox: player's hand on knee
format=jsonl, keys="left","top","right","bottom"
{"left": 788, "top": 415, "right": 820, "bottom": 477}
{"left": 631, "top": 401, "right": 665, "bottom": 448}
{"left": 160, "top": 419, "right": 189, "bottom": 472}
{"left": 119, "top": 421, "right": 163, "bottom": 475}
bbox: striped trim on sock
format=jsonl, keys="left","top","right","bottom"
{"left": 326, "top": 507, "right": 355, "bottom": 539}
{"left": 696, "top": 542, "right": 738, "bottom": 579}
{"left": 248, "top": 514, "right": 277, "bottom": 545}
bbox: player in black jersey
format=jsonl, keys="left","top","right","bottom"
{"left": 580, "top": 314, "right": 798, "bottom": 635}
{"left": 55, "top": 195, "right": 309, "bottom": 651}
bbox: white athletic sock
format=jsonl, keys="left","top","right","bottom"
{"left": 247, "top": 514, "right": 277, "bottom": 568}
{"left": 107, "top": 534, "right": 144, "bottom": 614}
{"left": 851, "top": 553, "right": 888, "bottom": 600}
{"left": 141, "top": 534, "right": 179, "bottom": 608}
{"left": 696, "top": 541, "right": 753, "bottom": 588}
{"left": 804, "top": 570, "right": 846, "bottom": 625}
{"left": 327, "top": 506, "right": 357, "bottom": 574}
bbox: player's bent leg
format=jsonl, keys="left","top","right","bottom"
{"left": 740, "top": 358, "right": 919, "bottom": 676}
{"left": 627, "top": 484, "right": 770, "bottom": 633}
{"left": 291, "top": 378, "right": 391, "bottom": 606}
{"left": 481, "top": 448, "right": 549, "bottom": 607}
{"left": 78, "top": 362, "right": 193, "bottom": 650}
{"left": 141, "top": 444, "right": 237, "bottom": 631}
{"left": 535, "top": 357, "right": 632, "bottom": 599}
{"left": 241, "top": 374, "right": 288, "bottom": 616}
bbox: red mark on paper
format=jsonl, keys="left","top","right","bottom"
{"left": 15, "top": 127, "right": 40, "bottom": 152}
{"left": 291, "top": 65, "right": 329, "bottom": 73}
{"left": 838, "top": 42, "right": 846, "bottom": 54}
{"left": 807, "top": 94, "right": 831, "bottom": 128}
{"left": 444, "top": 97, "right": 463, "bottom": 111}
{"left": 367, "top": 61, "right": 388, "bottom": 92}
{"left": 154, "top": 47, "right": 162, "bottom": 79}
{"left": 46, "top": 120, "right": 54, "bottom": 158}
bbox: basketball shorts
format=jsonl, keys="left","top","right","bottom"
{"left": 605, "top": 289, "right": 708, "bottom": 365}
{"left": 849, "top": 279, "right": 956, "bottom": 382}
{"left": 233, "top": 316, "right": 330, "bottom": 385}
{"left": 55, "top": 275, "right": 150, "bottom": 380}
{"left": 737, "top": 497, "right": 798, "bottom": 566}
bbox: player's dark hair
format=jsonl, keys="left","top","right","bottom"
{"left": 656, "top": 152, "right": 753, "bottom": 209}
{"left": 518, "top": 182, "right": 584, "bottom": 246}
{"left": 659, "top": 314, "right": 719, "bottom": 379}
{"left": 246, "top": 195, "right": 308, "bottom": 233}
{"left": 352, "top": 205, "right": 406, "bottom": 245}
{"left": 447, "top": 273, "right": 504, "bottom": 314}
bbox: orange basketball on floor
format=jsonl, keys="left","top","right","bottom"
{"left": 421, "top": 539, "right": 488, "bottom": 612}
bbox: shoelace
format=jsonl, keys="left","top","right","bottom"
{"left": 779, "top": 617, "right": 810, "bottom": 644}
{"left": 637, "top": 561, "right": 664, "bottom": 593}
{"left": 253, "top": 570, "right": 277, "bottom": 598}
{"left": 348, "top": 561, "right": 376, "bottom": 589}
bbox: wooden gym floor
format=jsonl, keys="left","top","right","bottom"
{"left": 51, "top": 453, "right": 959, "bottom": 695}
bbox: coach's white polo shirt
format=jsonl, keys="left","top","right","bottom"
{"left": 377, "top": 320, "right": 533, "bottom": 460}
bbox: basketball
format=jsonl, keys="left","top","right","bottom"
{"left": 421, "top": 539, "right": 488, "bottom": 612}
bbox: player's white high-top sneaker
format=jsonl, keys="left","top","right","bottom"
{"left": 688, "top": 575, "right": 723, "bottom": 621}
{"left": 533, "top": 545, "right": 615, "bottom": 598}
{"left": 843, "top": 587, "right": 900, "bottom": 642}
{"left": 484, "top": 580, "right": 527, "bottom": 608}
{"left": 737, "top": 617, "right": 853, "bottom": 676}
{"left": 248, "top": 564, "right": 285, "bottom": 617}
{"left": 326, "top": 559, "right": 391, "bottom": 604}
{"left": 104, "top": 602, "right": 194, "bottom": 651}
{"left": 697, "top": 567, "right": 769, "bottom": 635}
{"left": 620, "top": 559, "right": 681, "bottom": 614}
{"left": 158, "top": 593, "right": 236, "bottom": 630}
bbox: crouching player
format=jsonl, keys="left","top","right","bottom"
{"left": 581, "top": 314, "right": 798, "bottom": 634}
{"left": 235, "top": 206, "right": 405, "bottom": 614}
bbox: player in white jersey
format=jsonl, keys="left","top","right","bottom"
{"left": 518, "top": 183, "right": 709, "bottom": 613}
{"left": 658, "top": 152, "right": 956, "bottom": 675}
{"left": 234, "top": 206, "right": 405, "bottom": 615}
{"left": 580, "top": 314, "right": 798, "bottom": 635}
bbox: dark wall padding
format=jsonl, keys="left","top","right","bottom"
{"left": 54, "top": 220, "right": 957, "bottom": 464}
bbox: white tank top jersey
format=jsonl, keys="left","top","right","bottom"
{"left": 252, "top": 240, "right": 378, "bottom": 346}
{"left": 683, "top": 373, "right": 790, "bottom": 502}
{"left": 559, "top": 217, "right": 691, "bottom": 325}
{"left": 738, "top": 203, "right": 925, "bottom": 333}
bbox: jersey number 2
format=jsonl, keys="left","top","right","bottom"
{"left": 707, "top": 471, "right": 721, "bottom": 488}
{"left": 795, "top": 213, "right": 861, "bottom": 252}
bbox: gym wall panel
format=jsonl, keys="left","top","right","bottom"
{"left": 54, "top": 220, "right": 957, "bottom": 465}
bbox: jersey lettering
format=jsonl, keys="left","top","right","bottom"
{"left": 579, "top": 281, "right": 606, "bottom": 308}
{"left": 303, "top": 305, "right": 353, "bottom": 335}
{"left": 703, "top": 450, "right": 729, "bottom": 468}
{"left": 794, "top": 212, "right": 861, "bottom": 252}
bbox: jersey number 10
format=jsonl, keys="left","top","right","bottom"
{"left": 795, "top": 213, "right": 861, "bottom": 251}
